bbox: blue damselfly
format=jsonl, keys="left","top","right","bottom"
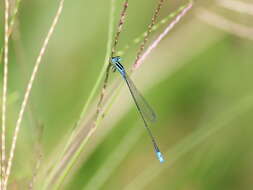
{"left": 111, "top": 56, "right": 164, "bottom": 163}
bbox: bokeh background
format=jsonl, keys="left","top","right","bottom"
{"left": 1, "top": 0, "right": 253, "bottom": 189}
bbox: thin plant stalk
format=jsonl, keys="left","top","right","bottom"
{"left": 0, "top": 0, "right": 23, "bottom": 65}
{"left": 9, "top": 0, "right": 23, "bottom": 35}
{"left": 96, "top": 0, "right": 129, "bottom": 116}
{"left": 3, "top": 0, "right": 65, "bottom": 188}
{"left": 1, "top": 0, "right": 10, "bottom": 189}
{"left": 76, "top": 0, "right": 128, "bottom": 128}
{"left": 28, "top": 124, "right": 44, "bottom": 190}
{"left": 66, "top": 1, "right": 129, "bottom": 155}
{"left": 29, "top": 154, "right": 42, "bottom": 190}
{"left": 42, "top": 0, "right": 118, "bottom": 189}
{"left": 135, "top": 0, "right": 165, "bottom": 65}
{"left": 134, "top": 1, "right": 194, "bottom": 69}
{"left": 117, "top": 1, "right": 191, "bottom": 56}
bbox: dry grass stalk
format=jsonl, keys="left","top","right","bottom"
{"left": 135, "top": 0, "right": 165, "bottom": 66}
{"left": 3, "top": 0, "right": 65, "bottom": 188}
{"left": 1, "top": 0, "right": 10, "bottom": 189}
{"left": 134, "top": 1, "right": 193, "bottom": 69}
{"left": 96, "top": 0, "right": 129, "bottom": 117}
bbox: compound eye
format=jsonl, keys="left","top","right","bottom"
{"left": 111, "top": 58, "right": 115, "bottom": 63}
{"left": 112, "top": 56, "right": 121, "bottom": 63}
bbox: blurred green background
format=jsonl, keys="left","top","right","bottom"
{"left": 1, "top": 0, "right": 253, "bottom": 189}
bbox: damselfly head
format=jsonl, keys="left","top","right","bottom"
{"left": 111, "top": 57, "right": 119, "bottom": 72}
{"left": 110, "top": 56, "right": 125, "bottom": 76}
{"left": 111, "top": 56, "right": 121, "bottom": 65}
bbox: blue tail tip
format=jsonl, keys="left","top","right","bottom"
{"left": 156, "top": 151, "right": 165, "bottom": 163}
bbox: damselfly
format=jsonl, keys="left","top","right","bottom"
{"left": 111, "top": 56, "right": 164, "bottom": 163}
